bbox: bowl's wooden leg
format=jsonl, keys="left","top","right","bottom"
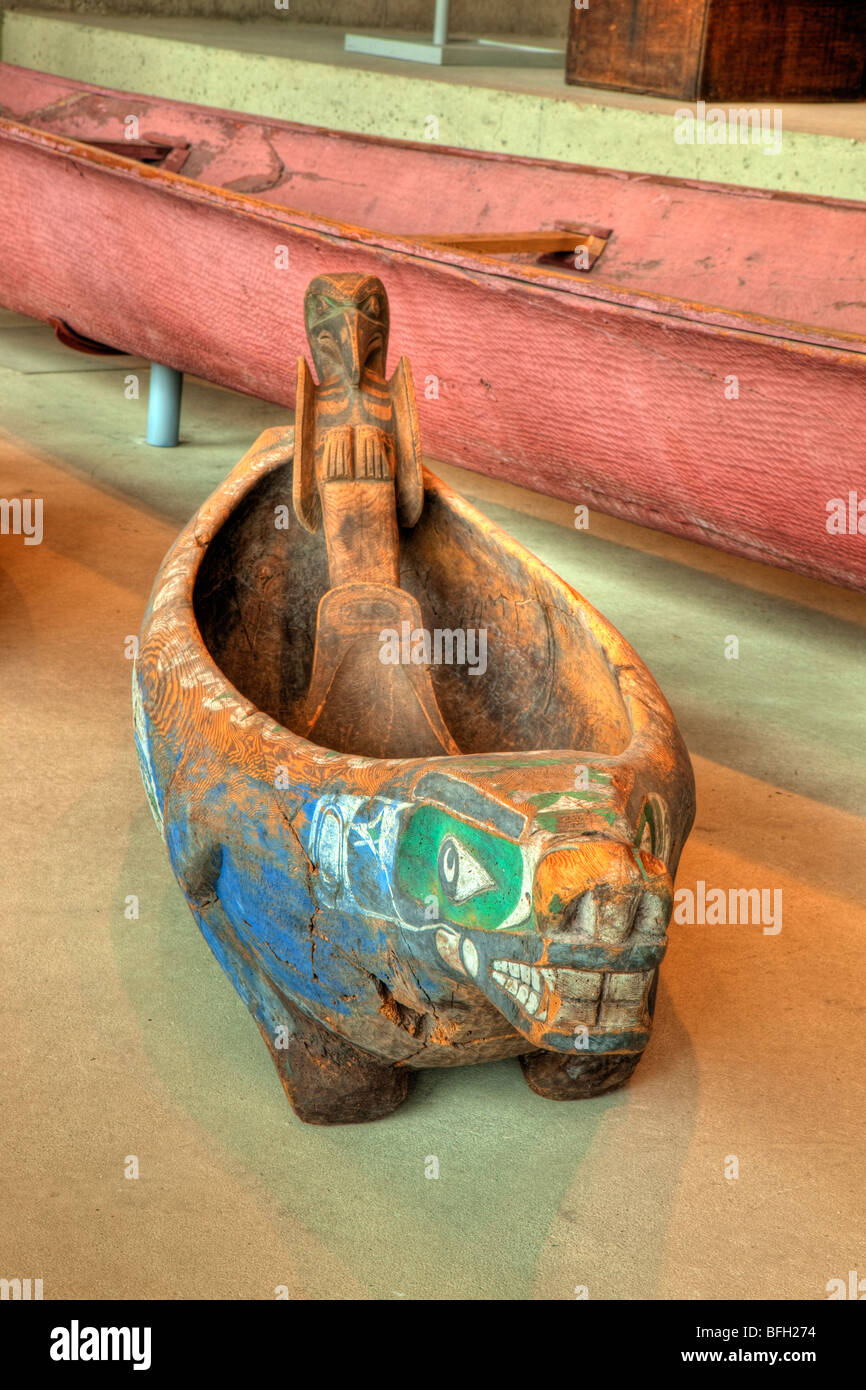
{"left": 195, "top": 899, "right": 408, "bottom": 1125}
{"left": 257, "top": 997, "right": 410, "bottom": 1126}
{"left": 519, "top": 1048, "right": 642, "bottom": 1100}
{"left": 170, "top": 818, "right": 410, "bottom": 1125}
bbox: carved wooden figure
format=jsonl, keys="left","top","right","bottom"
{"left": 134, "top": 272, "right": 696, "bottom": 1125}
{"left": 292, "top": 274, "right": 457, "bottom": 760}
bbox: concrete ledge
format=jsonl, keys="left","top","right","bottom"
{"left": 2, "top": 10, "right": 866, "bottom": 199}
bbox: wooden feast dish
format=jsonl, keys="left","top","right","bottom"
{"left": 134, "top": 273, "right": 695, "bottom": 1124}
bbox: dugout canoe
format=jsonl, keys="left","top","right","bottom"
{"left": 2, "top": 62, "right": 865, "bottom": 589}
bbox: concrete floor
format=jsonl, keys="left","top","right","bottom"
{"left": 4, "top": 12, "right": 866, "bottom": 199}
{"left": 1, "top": 308, "right": 864, "bottom": 1300}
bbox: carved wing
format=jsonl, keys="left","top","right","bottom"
{"left": 388, "top": 355, "right": 424, "bottom": 528}
{"left": 293, "top": 356, "right": 320, "bottom": 533}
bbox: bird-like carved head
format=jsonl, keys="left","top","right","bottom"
{"left": 304, "top": 273, "right": 390, "bottom": 388}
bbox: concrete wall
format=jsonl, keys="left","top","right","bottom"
{"left": 2, "top": 1, "right": 570, "bottom": 36}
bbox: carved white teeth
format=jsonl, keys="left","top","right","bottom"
{"left": 437, "top": 944, "right": 651, "bottom": 1028}
{"left": 493, "top": 959, "right": 541, "bottom": 993}
{"left": 491, "top": 959, "right": 547, "bottom": 1018}
{"left": 490, "top": 960, "right": 655, "bottom": 1029}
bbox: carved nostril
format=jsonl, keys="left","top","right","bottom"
{"left": 558, "top": 881, "right": 642, "bottom": 944}
{"left": 560, "top": 884, "right": 666, "bottom": 944}
{"left": 534, "top": 841, "right": 674, "bottom": 943}
{"left": 561, "top": 890, "right": 597, "bottom": 938}
{"left": 595, "top": 884, "right": 642, "bottom": 945}
{"left": 633, "top": 885, "right": 673, "bottom": 940}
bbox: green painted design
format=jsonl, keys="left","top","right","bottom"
{"left": 526, "top": 789, "right": 612, "bottom": 808}
{"left": 396, "top": 804, "right": 523, "bottom": 931}
{"left": 536, "top": 808, "right": 617, "bottom": 832}
{"left": 457, "top": 755, "right": 579, "bottom": 771}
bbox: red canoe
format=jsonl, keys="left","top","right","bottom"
{"left": 1, "top": 62, "right": 865, "bottom": 589}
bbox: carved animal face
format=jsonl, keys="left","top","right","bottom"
{"left": 304, "top": 273, "right": 389, "bottom": 387}
{"left": 297, "top": 756, "right": 674, "bottom": 1055}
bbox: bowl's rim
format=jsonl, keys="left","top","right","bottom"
{"left": 137, "top": 426, "right": 683, "bottom": 804}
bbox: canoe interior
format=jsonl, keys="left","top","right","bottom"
{"left": 193, "top": 463, "right": 633, "bottom": 759}
{"left": 2, "top": 63, "right": 866, "bottom": 341}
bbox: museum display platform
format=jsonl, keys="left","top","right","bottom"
{"left": 2, "top": 10, "right": 865, "bottom": 198}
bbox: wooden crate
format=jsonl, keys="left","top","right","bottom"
{"left": 566, "top": 0, "right": 866, "bottom": 100}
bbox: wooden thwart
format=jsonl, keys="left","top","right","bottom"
{"left": 80, "top": 137, "right": 190, "bottom": 172}
{"left": 420, "top": 224, "right": 609, "bottom": 267}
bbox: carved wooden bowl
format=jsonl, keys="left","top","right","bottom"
{"left": 134, "top": 426, "right": 695, "bottom": 1123}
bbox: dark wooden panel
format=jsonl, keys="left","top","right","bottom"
{"left": 566, "top": 0, "right": 707, "bottom": 99}
{"left": 566, "top": 0, "right": 866, "bottom": 100}
{"left": 701, "top": 0, "right": 866, "bottom": 100}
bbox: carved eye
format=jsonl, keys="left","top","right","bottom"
{"left": 314, "top": 295, "right": 331, "bottom": 319}
{"left": 438, "top": 835, "right": 495, "bottom": 904}
{"left": 361, "top": 294, "right": 380, "bottom": 318}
